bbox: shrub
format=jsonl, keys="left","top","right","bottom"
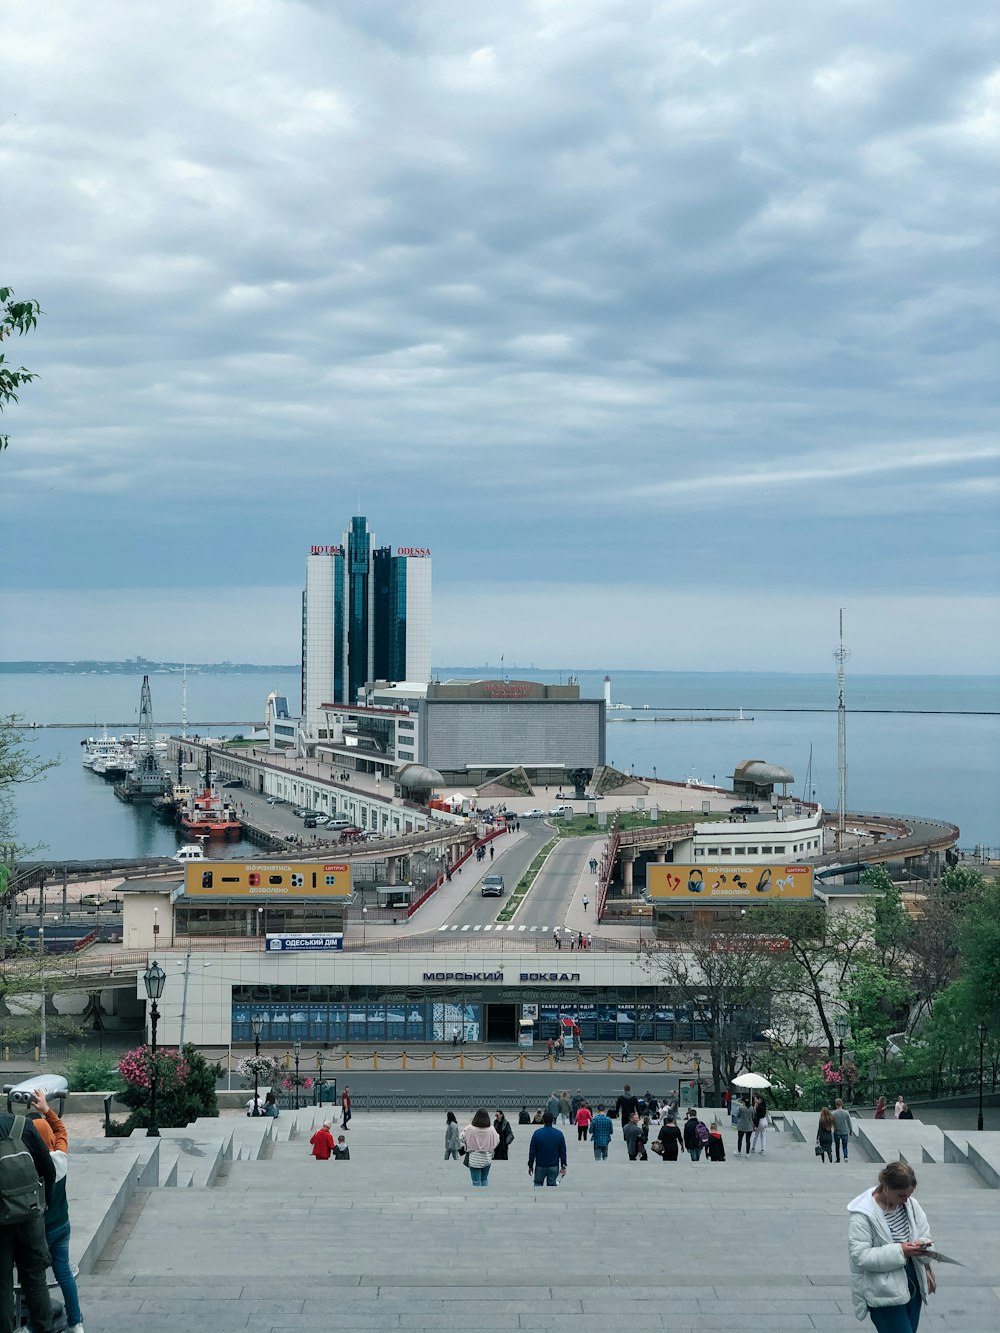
{"left": 62, "top": 1050, "right": 123, "bottom": 1093}
{"left": 115, "top": 1042, "right": 222, "bottom": 1133}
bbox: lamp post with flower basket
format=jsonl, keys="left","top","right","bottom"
{"left": 143, "top": 960, "right": 166, "bottom": 1138}
{"left": 251, "top": 1013, "right": 264, "bottom": 1115}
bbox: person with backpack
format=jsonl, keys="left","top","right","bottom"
{"left": 0, "top": 1099, "right": 57, "bottom": 1333}
{"left": 30, "top": 1089, "right": 82, "bottom": 1333}
{"left": 683, "top": 1107, "right": 707, "bottom": 1162}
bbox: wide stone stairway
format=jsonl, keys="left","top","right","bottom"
{"left": 71, "top": 1108, "right": 1000, "bottom": 1331}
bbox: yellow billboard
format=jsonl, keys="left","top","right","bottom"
{"left": 184, "top": 862, "right": 352, "bottom": 898}
{"left": 647, "top": 863, "right": 813, "bottom": 901}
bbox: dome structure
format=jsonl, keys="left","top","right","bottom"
{"left": 396, "top": 763, "right": 444, "bottom": 790}
{"left": 731, "top": 759, "right": 795, "bottom": 798}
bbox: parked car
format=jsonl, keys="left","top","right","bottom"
{"left": 548, "top": 804, "right": 573, "bottom": 817}
{"left": 523, "top": 808, "right": 546, "bottom": 818}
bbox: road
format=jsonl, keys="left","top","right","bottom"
{"left": 415, "top": 815, "right": 597, "bottom": 941}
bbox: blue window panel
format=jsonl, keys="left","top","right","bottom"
{"left": 327, "top": 1006, "right": 347, "bottom": 1042}
{"left": 290, "top": 1008, "right": 309, "bottom": 1040}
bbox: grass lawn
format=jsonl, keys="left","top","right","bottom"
{"left": 553, "top": 809, "right": 728, "bottom": 838}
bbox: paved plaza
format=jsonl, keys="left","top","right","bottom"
{"left": 55, "top": 1105, "right": 1000, "bottom": 1332}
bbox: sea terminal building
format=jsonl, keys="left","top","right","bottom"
{"left": 136, "top": 943, "right": 711, "bottom": 1050}
{"left": 122, "top": 871, "right": 705, "bottom": 1049}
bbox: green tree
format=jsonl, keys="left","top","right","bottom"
{"left": 754, "top": 901, "right": 874, "bottom": 1059}
{"left": 843, "top": 960, "right": 913, "bottom": 1048}
{"left": 940, "top": 865, "right": 986, "bottom": 901}
{"left": 0, "top": 288, "right": 41, "bottom": 452}
{"left": 863, "top": 866, "right": 911, "bottom": 966}
{"left": 955, "top": 878, "right": 1000, "bottom": 1030}
{"left": 1, "top": 715, "right": 58, "bottom": 861}
{"left": 641, "top": 919, "right": 786, "bottom": 1102}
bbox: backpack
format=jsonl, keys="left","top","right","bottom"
{"left": 0, "top": 1117, "right": 44, "bottom": 1225}
{"left": 695, "top": 1120, "right": 710, "bottom": 1145}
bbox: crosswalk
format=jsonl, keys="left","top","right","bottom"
{"left": 437, "top": 922, "right": 559, "bottom": 933}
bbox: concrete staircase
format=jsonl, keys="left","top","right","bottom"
{"left": 67, "top": 1109, "right": 1000, "bottom": 1332}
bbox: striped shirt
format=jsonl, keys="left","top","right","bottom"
{"left": 883, "top": 1204, "right": 911, "bottom": 1243}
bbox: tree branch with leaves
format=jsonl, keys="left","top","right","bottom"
{"left": 0, "top": 287, "right": 41, "bottom": 452}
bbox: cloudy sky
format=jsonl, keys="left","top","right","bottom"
{"left": 2, "top": 0, "right": 998, "bottom": 672}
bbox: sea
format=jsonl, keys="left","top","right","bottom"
{"left": 1, "top": 669, "right": 997, "bottom": 861}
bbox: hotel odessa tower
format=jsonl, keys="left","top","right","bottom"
{"left": 301, "top": 515, "right": 431, "bottom": 731}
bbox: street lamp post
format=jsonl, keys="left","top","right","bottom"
{"left": 143, "top": 960, "right": 167, "bottom": 1138}
{"left": 37, "top": 927, "right": 46, "bottom": 1061}
{"left": 316, "top": 1052, "right": 324, "bottom": 1108}
{"left": 293, "top": 1039, "right": 302, "bottom": 1111}
{"left": 835, "top": 1014, "right": 848, "bottom": 1078}
{"left": 362, "top": 904, "right": 368, "bottom": 946}
{"left": 693, "top": 1055, "right": 701, "bottom": 1106}
{"left": 977, "top": 1022, "right": 986, "bottom": 1132}
{"left": 250, "top": 1013, "right": 264, "bottom": 1116}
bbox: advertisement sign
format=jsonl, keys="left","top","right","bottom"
{"left": 185, "top": 862, "right": 352, "bottom": 898}
{"left": 647, "top": 863, "right": 813, "bottom": 901}
{"left": 266, "top": 933, "right": 344, "bottom": 952}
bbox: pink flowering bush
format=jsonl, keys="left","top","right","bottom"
{"left": 109, "top": 1041, "right": 222, "bottom": 1136}
{"left": 118, "top": 1045, "right": 189, "bottom": 1093}
{"left": 820, "top": 1060, "right": 843, "bottom": 1084}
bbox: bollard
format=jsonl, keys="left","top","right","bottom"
{"left": 432, "top": 1052, "right": 437, "bottom": 1070}
{"left": 519, "top": 1053, "right": 524, "bottom": 1070}
{"left": 402, "top": 1052, "right": 407, "bottom": 1071}
{"left": 607, "top": 1054, "right": 612, "bottom": 1071}
{"left": 549, "top": 1054, "right": 554, "bottom": 1071}
{"left": 373, "top": 1052, "right": 378, "bottom": 1070}
{"left": 489, "top": 1054, "right": 494, "bottom": 1070}
{"left": 577, "top": 1054, "right": 583, "bottom": 1070}
{"left": 637, "top": 1055, "right": 643, "bottom": 1071}
{"left": 666, "top": 1054, "right": 671, "bottom": 1071}
{"left": 460, "top": 1052, "right": 465, "bottom": 1070}
{"left": 345, "top": 1052, "right": 350, "bottom": 1070}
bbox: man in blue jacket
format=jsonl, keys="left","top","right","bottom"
{"left": 527, "top": 1111, "right": 567, "bottom": 1186}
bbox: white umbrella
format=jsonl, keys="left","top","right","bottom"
{"left": 732, "top": 1072, "right": 771, "bottom": 1090}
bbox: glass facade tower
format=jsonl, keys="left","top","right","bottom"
{"left": 302, "top": 517, "right": 431, "bottom": 732}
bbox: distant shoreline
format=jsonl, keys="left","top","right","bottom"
{"left": 0, "top": 662, "right": 296, "bottom": 674}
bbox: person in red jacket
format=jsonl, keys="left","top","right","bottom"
{"left": 574, "top": 1103, "right": 593, "bottom": 1142}
{"left": 310, "top": 1120, "right": 335, "bottom": 1160}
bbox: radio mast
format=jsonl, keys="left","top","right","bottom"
{"left": 834, "top": 610, "right": 850, "bottom": 848}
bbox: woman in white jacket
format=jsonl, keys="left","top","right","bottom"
{"left": 847, "top": 1161, "right": 936, "bottom": 1331}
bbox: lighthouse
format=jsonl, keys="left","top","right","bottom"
{"left": 604, "top": 675, "right": 612, "bottom": 709}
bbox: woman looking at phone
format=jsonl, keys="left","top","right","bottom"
{"left": 848, "top": 1161, "right": 936, "bottom": 1331}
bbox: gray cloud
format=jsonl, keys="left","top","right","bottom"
{"left": 1, "top": 0, "right": 998, "bottom": 665}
